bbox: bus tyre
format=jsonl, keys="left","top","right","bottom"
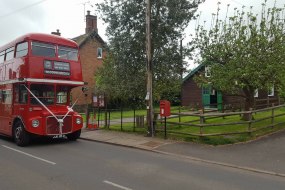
{"left": 66, "top": 129, "right": 81, "bottom": 141}
{"left": 14, "top": 121, "right": 30, "bottom": 147}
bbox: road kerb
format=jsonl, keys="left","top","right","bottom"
{"left": 80, "top": 137, "right": 285, "bottom": 178}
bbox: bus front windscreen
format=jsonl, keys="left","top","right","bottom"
{"left": 30, "top": 84, "right": 55, "bottom": 105}
{"left": 30, "top": 84, "right": 70, "bottom": 105}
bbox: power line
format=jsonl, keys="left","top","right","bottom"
{"left": 0, "top": 0, "right": 49, "bottom": 19}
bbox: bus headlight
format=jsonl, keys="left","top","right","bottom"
{"left": 76, "top": 118, "right": 82, "bottom": 125}
{"left": 32, "top": 120, "right": 40, "bottom": 127}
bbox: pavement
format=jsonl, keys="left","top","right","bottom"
{"left": 80, "top": 128, "right": 285, "bottom": 177}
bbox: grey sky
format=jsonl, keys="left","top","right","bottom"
{"left": 0, "top": 0, "right": 284, "bottom": 48}
{"left": 0, "top": 0, "right": 104, "bottom": 45}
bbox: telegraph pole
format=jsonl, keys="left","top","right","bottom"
{"left": 145, "top": 0, "right": 154, "bottom": 137}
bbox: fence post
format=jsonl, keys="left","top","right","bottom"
{"left": 104, "top": 110, "right": 108, "bottom": 128}
{"left": 85, "top": 107, "right": 90, "bottom": 128}
{"left": 248, "top": 108, "right": 253, "bottom": 135}
{"left": 199, "top": 109, "right": 204, "bottom": 136}
{"left": 179, "top": 107, "right": 181, "bottom": 123}
{"left": 179, "top": 107, "right": 181, "bottom": 128}
{"left": 271, "top": 103, "right": 275, "bottom": 129}
{"left": 164, "top": 116, "right": 167, "bottom": 139}
{"left": 267, "top": 97, "right": 269, "bottom": 107}
{"left": 222, "top": 104, "right": 225, "bottom": 119}
{"left": 97, "top": 108, "right": 100, "bottom": 128}
{"left": 133, "top": 108, "right": 136, "bottom": 132}
{"left": 120, "top": 107, "right": 123, "bottom": 131}
{"left": 108, "top": 110, "right": 111, "bottom": 129}
{"left": 240, "top": 100, "right": 242, "bottom": 117}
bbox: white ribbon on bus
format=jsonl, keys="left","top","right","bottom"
{"left": 23, "top": 85, "right": 86, "bottom": 135}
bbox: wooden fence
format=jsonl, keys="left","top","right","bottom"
{"left": 157, "top": 104, "right": 285, "bottom": 138}
{"left": 186, "top": 97, "right": 283, "bottom": 114}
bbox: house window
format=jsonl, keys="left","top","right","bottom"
{"left": 254, "top": 89, "right": 258, "bottom": 98}
{"left": 97, "top": 48, "right": 102, "bottom": 58}
{"left": 205, "top": 66, "right": 211, "bottom": 77}
{"left": 268, "top": 86, "right": 274, "bottom": 96}
{"left": 202, "top": 86, "right": 210, "bottom": 94}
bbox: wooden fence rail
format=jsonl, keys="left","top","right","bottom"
{"left": 156, "top": 104, "right": 285, "bottom": 138}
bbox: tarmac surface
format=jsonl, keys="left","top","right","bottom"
{"left": 81, "top": 128, "right": 285, "bottom": 177}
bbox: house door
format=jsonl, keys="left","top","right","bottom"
{"left": 203, "top": 87, "right": 223, "bottom": 110}
{"left": 202, "top": 86, "right": 211, "bottom": 108}
{"left": 217, "top": 91, "right": 223, "bottom": 111}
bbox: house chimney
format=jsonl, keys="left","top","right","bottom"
{"left": 51, "top": 29, "right": 61, "bottom": 36}
{"left": 85, "top": 10, "right": 98, "bottom": 34}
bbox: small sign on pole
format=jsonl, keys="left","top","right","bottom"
{"left": 92, "top": 94, "right": 105, "bottom": 108}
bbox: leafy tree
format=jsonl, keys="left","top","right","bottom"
{"left": 95, "top": 0, "right": 203, "bottom": 104}
{"left": 193, "top": 2, "right": 285, "bottom": 119}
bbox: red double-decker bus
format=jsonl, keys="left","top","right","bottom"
{"left": 0, "top": 33, "right": 86, "bottom": 146}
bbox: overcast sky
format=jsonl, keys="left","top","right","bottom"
{"left": 0, "top": 0, "right": 284, "bottom": 47}
{"left": 0, "top": 0, "right": 102, "bottom": 45}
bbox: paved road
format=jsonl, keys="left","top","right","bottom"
{"left": 157, "top": 129, "right": 285, "bottom": 174}
{"left": 0, "top": 137, "right": 285, "bottom": 190}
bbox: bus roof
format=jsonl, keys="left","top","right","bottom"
{"left": 0, "top": 33, "right": 78, "bottom": 51}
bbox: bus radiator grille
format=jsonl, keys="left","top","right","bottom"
{"left": 46, "top": 116, "right": 72, "bottom": 135}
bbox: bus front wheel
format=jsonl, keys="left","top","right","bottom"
{"left": 14, "top": 121, "right": 30, "bottom": 147}
{"left": 66, "top": 130, "right": 81, "bottom": 141}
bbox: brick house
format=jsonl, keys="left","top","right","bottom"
{"left": 71, "top": 11, "right": 106, "bottom": 111}
{"left": 181, "top": 64, "right": 281, "bottom": 110}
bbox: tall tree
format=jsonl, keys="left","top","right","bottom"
{"left": 193, "top": 2, "right": 285, "bottom": 119}
{"left": 95, "top": 0, "right": 203, "bottom": 104}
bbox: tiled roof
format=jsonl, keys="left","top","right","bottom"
{"left": 72, "top": 30, "right": 105, "bottom": 47}
{"left": 183, "top": 64, "right": 204, "bottom": 83}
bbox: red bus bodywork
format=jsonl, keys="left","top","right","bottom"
{"left": 0, "top": 33, "right": 85, "bottom": 146}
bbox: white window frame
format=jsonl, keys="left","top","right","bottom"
{"left": 205, "top": 66, "right": 211, "bottom": 77}
{"left": 254, "top": 89, "right": 258, "bottom": 98}
{"left": 268, "top": 86, "right": 274, "bottom": 97}
{"left": 97, "top": 47, "right": 102, "bottom": 58}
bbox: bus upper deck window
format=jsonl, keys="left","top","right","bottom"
{"left": 5, "top": 47, "right": 14, "bottom": 61}
{"left": 32, "top": 42, "right": 55, "bottom": 57}
{"left": 58, "top": 46, "right": 78, "bottom": 61}
{"left": 0, "top": 51, "right": 4, "bottom": 64}
{"left": 16, "top": 42, "right": 28, "bottom": 58}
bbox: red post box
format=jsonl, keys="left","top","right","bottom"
{"left": 160, "top": 100, "right": 171, "bottom": 117}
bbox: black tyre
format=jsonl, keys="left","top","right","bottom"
{"left": 14, "top": 121, "right": 30, "bottom": 147}
{"left": 66, "top": 129, "right": 81, "bottom": 141}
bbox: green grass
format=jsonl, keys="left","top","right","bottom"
{"left": 100, "top": 122, "right": 147, "bottom": 135}
{"left": 83, "top": 106, "right": 285, "bottom": 145}
{"left": 80, "top": 109, "right": 148, "bottom": 122}
{"left": 156, "top": 107, "right": 285, "bottom": 145}
{"left": 108, "top": 109, "right": 147, "bottom": 120}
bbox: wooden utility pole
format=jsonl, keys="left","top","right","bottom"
{"left": 146, "top": 0, "right": 154, "bottom": 137}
